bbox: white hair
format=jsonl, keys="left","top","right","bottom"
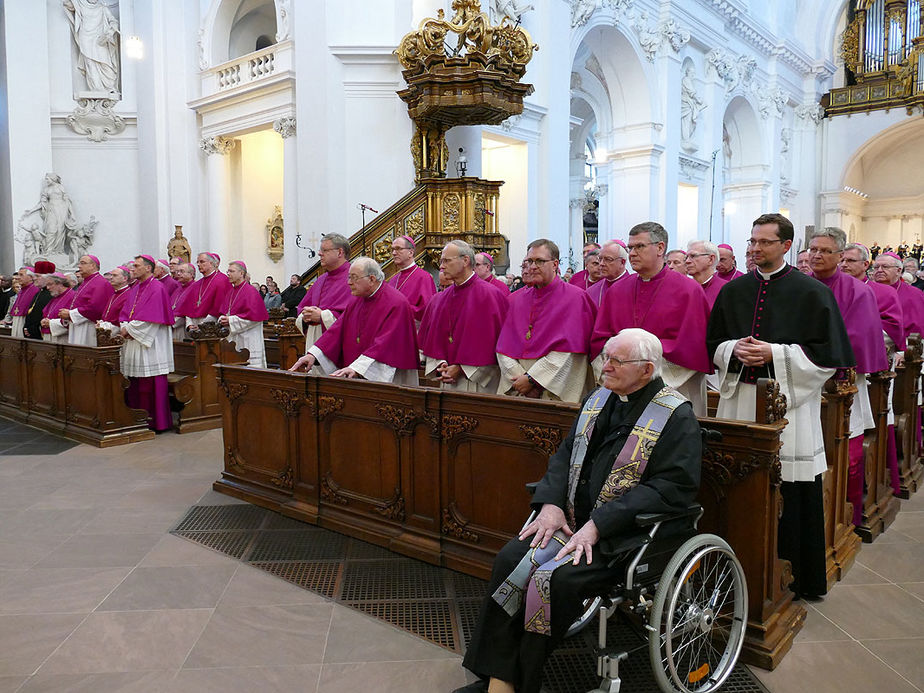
{"left": 602, "top": 241, "right": 628, "bottom": 261}
{"left": 845, "top": 243, "right": 870, "bottom": 263}
{"left": 687, "top": 240, "right": 719, "bottom": 270}
{"left": 352, "top": 256, "right": 385, "bottom": 282}
{"left": 18, "top": 267, "right": 35, "bottom": 279}
{"left": 603, "top": 328, "right": 663, "bottom": 379}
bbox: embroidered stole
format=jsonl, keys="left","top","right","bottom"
{"left": 490, "top": 385, "right": 687, "bottom": 636}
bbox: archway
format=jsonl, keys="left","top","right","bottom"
{"left": 722, "top": 96, "right": 768, "bottom": 250}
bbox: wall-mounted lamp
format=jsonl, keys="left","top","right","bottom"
{"left": 125, "top": 36, "right": 144, "bottom": 60}
{"left": 455, "top": 147, "right": 467, "bottom": 178}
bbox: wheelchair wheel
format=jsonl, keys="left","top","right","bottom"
{"left": 648, "top": 534, "right": 747, "bottom": 693}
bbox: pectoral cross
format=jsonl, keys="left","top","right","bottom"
{"left": 448, "top": 335, "right": 453, "bottom": 343}
{"left": 630, "top": 418, "right": 658, "bottom": 461}
{"left": 525, "top": 326, "right": 532, "bottom": 340}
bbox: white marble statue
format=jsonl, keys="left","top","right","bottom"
{"left": 680, "top": 65, "right": 706, "bottom": 148}
{"left": 63, "top": 0, "right": 121, "bottom": 96}
{"left": 17, "top": 174, "right": 98, "bottom": 269}
{"left": 571, "top": 0, "right": 596, "bottom": 28}
{"left": 491, "top": 0, "right": 535, "bottom": 22}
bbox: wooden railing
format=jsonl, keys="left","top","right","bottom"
{"left": 212, "top": 366, "right": 803, "bottom": 670}
{"left": 893, "top": 333, "right": 924, "bottom": 496}
{"left": 0, "top": 336, "right": 154, "bottom": 446}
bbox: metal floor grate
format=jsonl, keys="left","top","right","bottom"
{"left": 171, "top": 505, "right": 768, "bottom": 693}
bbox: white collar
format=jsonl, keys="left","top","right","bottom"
{"left": 757, "top": 262, "right": 785, "bottom": 280}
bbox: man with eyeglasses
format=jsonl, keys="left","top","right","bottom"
{"left": 568, "top": 242, "right": 602, "bottom": 289}
{"left": 707, "top": 213, "right": 854, "bottom": 599}
{"left": 841, "top": 243, "right": 906, "bottom": 497}
{"left": 590, "top": 222, "right": 711, "bottom": 416}
{"left": 684, "top": 240, "right": 726, "bottom": 310}
{"left": 474, "top": 252, "right": 511, "bottom": 294}
{"left": 873, "top": 251, "right": 924, "bottom": 339}
{"left": 495, "top": 239, "right": 597, "bottom": 403}
{"left": 288, "top": 256, "right": 418, "bottom": 384}
{"left": 293, "top": 233, "right": 353, "bottom": 356}
{"left": 809, "top": 228, "right": 888, "bottom": 529}
{"left": 456, "top": 328, "right": 701, "bottom": 693}
{"left": 387, "top": 234, "right": 436, "bottom": 324}
{"left": 587, "top": 240, "right": 629, "bottom": 307}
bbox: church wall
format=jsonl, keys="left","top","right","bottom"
{"left": 482, "top": 134, "right": 528, "bottom": 272}
{"left": 235, "top": 128, "right": 283, "bottom": 283}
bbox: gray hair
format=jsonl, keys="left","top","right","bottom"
{"left": 811, "top": 227, "right": 847, "bottom": 252}
{"left": 450, "top": 240, "right": 476, "bottom": 268}
{"left": 687, "top": 240, "right": 720, "bottom": 269}
{"left": 322, "top": 233, "right": 350, "bottom": 256}
{"left": 601, "top": 241, "right": 628, "bottom": 261}
{"left": 18, "top": 267, "right": 35, "bottom": 278}
{"left": 904, "top": 256, "right": 920, "bottom": 270}
{"left": 177, "top": 263, "right": 196, "bottom": 278}
{"left": 629, "top": 221, "right": 668, "bottom": 246}
{"left": 48, "top": 274, "right": 69, "bottom": 286}
{"left": 845, "top": 243, "right": 870, "bottom": 263}
{"left": 603, "top": 328, "right": 663, "bottom": 379}
{"left": 351, "top": 256, "right": 385, "bottom": 282}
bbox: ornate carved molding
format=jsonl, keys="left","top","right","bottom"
{"left": 678, "top": 155, "right": 710, "bottom": 181}
{"left": 226, "top": 445, "right": 245, "bottom": 474}
{"left": 272, "top": 465, "right": 295, "bottom": 489}
{"left": 199, "top": 135, "right": 236, "bottom": 156}
{"left": 632, "top": 14, "right": 690, "bottom": 62}
{"left": 191, "top": 321, "right": 229, "bottom": 339}
{"left": 96, "top": 328, "right": 123, "bottom": 347}
{"left": 221, "top": 382, "right": 249, "bottom": 403}
{"left": 316, "top": 395, "right": 344, "bottom": 420}
{"left": 274, "top": 317, "right": 302, "bottom": 337}
{"left": 571, "top": 0, "right": 596, "bottom": 28}
{"left": 375, "top": 490, "right": 407, "bottom": 522}
{"left": 65, "top": 98, "right": 125, "bottom": 142}
{"left": 273, "top": 116, "right": 297, "bottom": 139}
{"left": 442, "top": 503, "right": 479, "bottom": 543}
{"left": 519, "top": 424, "right": 563, "bottom": 457}
{"left": 703, "top": 448, "right": 783, "bottom": 490}
{"left": 442, "top": 414, "right": 479, "bottom": 440}
{"left": 763, "top": 380, "right": 788, "bottom": 424}
{"left": 376, "top": 403, "right": 425, "bottom": 436}
{"left": 271, "top": 388, "right": 305, "bottom": 418}
{"left": 795, "top": 103, "right": 825, "bottom": 125}
{"left": 320, "top": 472, "right": 349, "bottom": 505}
{"left": 757, "top": 86, "right": 786, "bottom": 119}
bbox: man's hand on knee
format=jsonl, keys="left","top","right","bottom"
{"left": 518, "top": 504, "right": 572, "bottom": 549}
{"left": 555, "top": 519, "right": 600, "bottom": 565}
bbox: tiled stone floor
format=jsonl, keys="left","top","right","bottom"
{"left": 0, "top": 418, "right": 921, "bottom": 692}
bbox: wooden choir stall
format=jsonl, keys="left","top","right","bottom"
{"left": 0, "top": 334, "right": 153, "bottom": 446}
{"left": 211, "top": 365, "right": 803, "bottom": 671}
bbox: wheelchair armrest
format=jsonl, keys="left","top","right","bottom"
{"left": 525, "top": 481, "right": 540, "bottom": 496}
{"left": 635, "top": 504, "right": 703, "bottom": 528}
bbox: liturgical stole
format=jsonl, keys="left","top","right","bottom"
{"left": 491, "top": 385, "right": 687, "bottom": 635}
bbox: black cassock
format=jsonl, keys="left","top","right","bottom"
{"left": 23, "top": 288, "right": 51, "bottom": 340}
{"left": 706, "top": 265, "right": 854, "bottom": 597}
{"left": 461, "top": 377, "right": 701, "bottom": 693}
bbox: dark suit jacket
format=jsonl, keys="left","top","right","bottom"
{"left": 0, "top": 288, "right": 12, "bottom": 322}
{"left": 531, "top": 377, "right": 701, "bottom": 540}
{"left": 23, "top": 288, "right": 51, "bottom": 340}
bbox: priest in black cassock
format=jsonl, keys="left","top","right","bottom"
{"left": 456, "top": 328, "right": 701, "bottom": 693}
{"left": 707, "top": 213, "right": 854, "bottom": 599}
{"left": 22, "top": 260, "right": 55, "bottom": 340}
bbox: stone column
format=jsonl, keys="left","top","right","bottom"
{"left": 273, "top": 116, "right": 302, "bottom": 277}
{"left": 199, "top": 136, "right": 235, "bottom": 260}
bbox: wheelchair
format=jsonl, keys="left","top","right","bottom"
{"left": 523, "top": 435, "right": 748, "bottom": 693}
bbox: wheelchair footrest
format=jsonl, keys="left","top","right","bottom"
{"left": 590, "top": 649, "right": 628, "bottom": 693}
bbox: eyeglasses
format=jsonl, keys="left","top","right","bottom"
{"left": 523, "top": 258, "right": 553, "bottom": 267}
{"left": 840, "top": 258, "right": 861, "bottom": 264}
{"left": 746, "top": 239, "right": 783, "bottom": 247}
{"left": 872, "top": 264, "right": 900, "bottom": 271}
{"left": 626, "top": 242, "right": 654, "bottom": 252}
{"left": 686, "top": 253, "right": 712, "bottom": 260}
{"left": 808, "top": 247, "right": 840, "bottom": 256}
{"left": 605, "top": 357, "right": 651, "bottom": 367}
{"left": 347, "top": 274, "right": 372, "bottom": 281}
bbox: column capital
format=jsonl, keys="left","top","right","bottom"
{"left": 273, "top": 116, "right": 297, "bottom": 139}
{"left": 199, "top": 135, "right": 236, "bottom": 155}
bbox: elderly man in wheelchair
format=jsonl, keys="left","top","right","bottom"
{"left": 455, "top": 328, "right": 747, "bottom": 693}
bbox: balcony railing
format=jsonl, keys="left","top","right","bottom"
{"left": 200, "top": 40, "right": 293, "bottom": 98}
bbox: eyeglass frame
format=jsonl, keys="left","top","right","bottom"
{"left": 604, "top": 356, "right": 652, "bottom": 367}
{"left": 522, "top": 258, "right": 556, "bottom": 267}
{"left": 746, "top": 238, "right": 784, "bottom": 248}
